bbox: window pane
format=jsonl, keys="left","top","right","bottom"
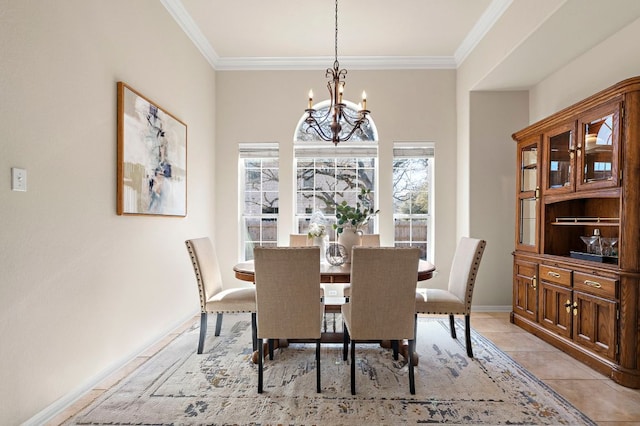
{"left": 240, "top": 156, "right": 279, "bottom": 261}
{"left": 294, "top": 153, "right": 377, "bottom": 235}
{"left": 393, "top": 152, "right": 433, "bottom": 260}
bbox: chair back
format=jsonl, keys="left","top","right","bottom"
{"left": 348, "top": 247, "right": 420, "bottom": 340}
{"left": 360, "top": 234, "right": 380, "bottom": 247}
{"left": 289, "top": 234, "right": 310, "bottom": 247}
{"left": 254, "top": 247, "right": 322, "bottom": 339}
{"left": 447, "top": 237, "right": 486, "bottom": 313}
{"left": 185, "top": 237, "right": 224, "bottom": 312}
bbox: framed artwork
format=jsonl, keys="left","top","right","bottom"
{"left": 117, "top": 82, "right": 187, "bottom": 216}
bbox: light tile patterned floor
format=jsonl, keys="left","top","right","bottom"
{"left": 48, "top": 312, "right": 640, "bottom": 425}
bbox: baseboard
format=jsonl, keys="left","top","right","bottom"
{"left": 472, "top": 305, "right": 512, "bottom": 312}
{"left": 24, "top": 310, "right": 198, "bottom": 426}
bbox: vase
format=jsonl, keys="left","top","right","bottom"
{"left": 337, "top": 228, "right": 362, "bottom": 263}
{"left": 311, "top": 235, "right": 328, "bottom": 263}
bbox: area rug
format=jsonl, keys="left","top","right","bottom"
{"left": 65, "top": 314, "right": 595, "bottom": 425}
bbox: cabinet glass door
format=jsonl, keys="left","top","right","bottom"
{"left": 577, "top": 102, "right": 620, "bottom": 191}
{"left": 544, "top": 124, "right": 575, "bottom": 193}
{"left": 516, "top": 138, "right": 540, "bottom": 252}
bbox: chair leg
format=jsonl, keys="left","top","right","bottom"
{"left": 251, "top": 313, "right": 257, "bottom": 352}
{"left": 465, "top": 314, "right": 474, "bottom": 358}
{"left": 197, "top": 313, "right": 207, "bottom": 354}
{"left": 268, "top": 339, "right": 274, "bottom": 360}
{"left": 449, "top": 314, "right": 457, "bottom": 339}
{"left": 343, "top": 324, "right": 350, "bottom": 361}
{"left": 408, "top": 338, "right": 416, "bottom": 395}
{"left": 258, "top": 338, "right": 264, "bottom": 393}
{"left": 350, "top": 340, "right": 356, "bottom": 395}
{"left": 316, "top": 339, "right": 321, "bottom": 393}
{"left": 392, "top": 340, "right": 399, "bottom": 360}
{"left": 214, "top": 313, "right": 223, "bottom": 336}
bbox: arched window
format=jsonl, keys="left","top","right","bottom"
{"left": 293, "top": 99, "right": 379, "bottom": 238}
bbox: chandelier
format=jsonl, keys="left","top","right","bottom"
{"left": 303, "top": 0, "right": 370, "bottom": 146}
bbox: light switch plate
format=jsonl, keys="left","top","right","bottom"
{"left": 11, "top": 168, "right": 27, "bottom": 191}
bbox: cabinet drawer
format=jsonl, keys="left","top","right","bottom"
{"left": 573, "top": 272, "right": 617, "bottom": 299}
{"left": 539, "top": 265, "right": 571, "bottom": 287}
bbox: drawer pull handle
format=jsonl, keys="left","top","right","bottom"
{"left": 547, "top": 271, "right": 561, "bottom": 278}
{"left": 584, "top": 280, "right": 602, "bottom": 289}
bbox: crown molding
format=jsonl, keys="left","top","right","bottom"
{"left": 160, "top": 0, "right": 219, "bottom": 68}
{"left": 215, "top": 56, "right": 457, "bottom": 71}
{"left": 162, "top": 0, "right": 509, "bottom": 71}
{"left": 454, "top": 0, "right": 513, "bottom": 65}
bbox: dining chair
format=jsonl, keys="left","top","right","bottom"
{"left": 289, "top": 234, "right": 310, "bottom": 247}
{"left": 360, "top": 233, "right": 380, "bottom": 246}
{"left": 343, "top": 234, "right": 380, "bottom": 300}
{"left": 415, "top": 237, "right": 486, "bottom": 358}
{"left": 185, "top": 237, "right": 257, "bottom": 355}
{"left": 342, "top": 246, "right": 421, "bottom": 395}
{"left": 253, "top": 246, "right": 323, "bottom": 393}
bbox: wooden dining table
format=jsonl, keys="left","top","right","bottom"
{"left": 234, "top": 258, "right": 436, "bottom": 364}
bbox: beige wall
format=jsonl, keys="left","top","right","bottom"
{"left": 530, "top": 16, "right": 640, "bottom": 121}
{"left": 0, "top": 1, "right": 216, "bottom": 424}
{"left": 214, "top": 70, "right": 458, "bottom": 291}
{"left": 469, "top": 91, "right": 529, "bottom": 306}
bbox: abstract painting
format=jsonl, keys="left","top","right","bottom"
{"left": 117, "top": 82, "right": 187, "bottom": 216}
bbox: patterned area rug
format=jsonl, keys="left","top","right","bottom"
{"left": 66, "top": 314, "right": 595, "bottom": 425}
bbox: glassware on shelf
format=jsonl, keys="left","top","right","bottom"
{"left": 601, "top": 237, "right": 619, "bottom": 257}
{"left": 580, "top": 236, "right": 598, "bottom": 254}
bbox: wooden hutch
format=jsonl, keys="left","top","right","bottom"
{"left": 511, "top": 77, "right": 640, "bottom": 388}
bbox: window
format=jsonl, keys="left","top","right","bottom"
{"left": 239, "top": 143, "right": 279, "bottom": 260}
{"left": 294, "top": 144, "right": 378, "bottom": 239}
{"left": 393, "top": 143, "right": 434, "bottom": 260}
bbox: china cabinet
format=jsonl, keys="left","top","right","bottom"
{"left": 511, "top": 77, "right": 640, "bottom": 388}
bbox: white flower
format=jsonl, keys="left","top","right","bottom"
{"left": 308, "top": 222, "right": 326, "bottom": 238}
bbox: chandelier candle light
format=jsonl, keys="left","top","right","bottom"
{"left": 303, "top": 0, "right": 370, "bottom": 145}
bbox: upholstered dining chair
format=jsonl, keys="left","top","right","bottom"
{"left": 253, "top": 246, "right": 323, "bottom": 393}
{"left": 342, "top": 246, "right": 421, "bottom": 395}
{"left": 289, "top": 233, "right": 325, "bottom": 300}
{"left": 185, "top": 237, "right": 257, "bottom": 355}
{"left": 343, "top": 234, "right": 380, "bottom": 300}
{"left": 360, "top": 233, "right": 380, "bottom": 247}
{"left": 415, "top": 237, "right": 486, "bottom": 358}
{"left": 289, "top": 234, "right": 309, "bottom": 247}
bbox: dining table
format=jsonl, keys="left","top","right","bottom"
{"left": 233, "top": 258, "right": 436, "bottom": 364}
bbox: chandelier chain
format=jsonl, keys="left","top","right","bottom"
{"left": 302, "top": 0, "right": 371, "bottom": 145}
{"left": 334, "top": 0, "right": 339, "bottom": 63}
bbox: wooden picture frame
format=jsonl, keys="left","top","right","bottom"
{"left": 117, "top": 82, "right": 187, "bottom": 216}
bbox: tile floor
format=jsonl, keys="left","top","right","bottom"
{"left": 48, "top": 312, "right": 640, "bottom": 425}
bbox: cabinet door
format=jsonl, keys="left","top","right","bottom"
{"left": 573, "top": 291, "right": 617, "bottom": 361}
{"left": 576, "top": 101, "right": 621, "bottom": 191}
{"left": 543, "top": 123, "right": 577, "bottom": 194}
{"left": 539, "top": 281, "right": 572, "bottom": 338}
{"left": 513, "top": 258, "right": 538, "bottom": 322}
{"left": 516, "top": 137, "right": 541, "bottom": 252}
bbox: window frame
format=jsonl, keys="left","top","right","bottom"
{"left": 293, "top": 143, "right": 378, "bottom": 240}
{"left": 238, "top": 143, "right": 279, "bottom": 261}
{"left": 392, "top": 142, "right": 435, "bottom": 261}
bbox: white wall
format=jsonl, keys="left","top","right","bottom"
{"left": 215, "top": 70, "right": 458, "bottom": 290}
{"left": 0, "top": 1, "right": 216, "bottom": 423}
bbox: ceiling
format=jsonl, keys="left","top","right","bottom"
{"left": 162, "top": 0, "right": 640, "bottom": 90}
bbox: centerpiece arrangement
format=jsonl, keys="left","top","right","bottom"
{"left": 332, "top": 188, "right": 379, "bottom": 261}
{"left": 307, "top": 214, "right": 328, "bottom": 262}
